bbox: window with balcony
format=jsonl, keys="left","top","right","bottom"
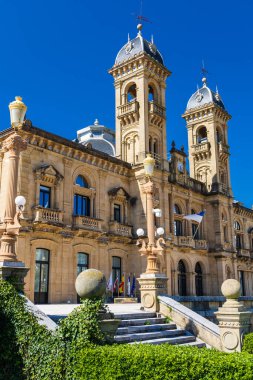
{"left": 174, "top": 220, "right": 183, "bottom": 236}
{"left": 234, "top": 220, "right": 243, "bottom": 250}
{"left": 39, "top": 185, "right": 51, "bottom": 208}
{"left": 114, "top": 204, "right": 121, "bottom": 223}
{"left": 74, "top": 194, "right": 90, "bottom": 216}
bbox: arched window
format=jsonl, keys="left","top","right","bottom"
{"left": 148, "top": 85, "right": 155, "bottom": 102}
{"left": 197, "top": 126, "right": 207, "bottom": 144}
{"left": 127, "top": 84, "right": 136, "bottom": 102}
{"left": 234, "top": 221, "right": 240, "bottom": 230}
{"left": 178, "top": 260, "right": 187, "bottom": 296}
{"left": 226, "top": 266, "right": 231, "bottom": 279}
{"left": 75, "top": 175, "right": 89, "bottom": 188}
{"left": 174, "top": 220, "right": 183, "bottom": 236}
{"left": 34, "top": 248, "right": 50, "bottom": 304}
{"left": 74, "top": 194, "right": 90, "bottom": 216}
{"left": 174, "top": 204, "right": 182, "bottom": 214}
{"left": 195, "top": 262, "right": 203, "bottom": 296}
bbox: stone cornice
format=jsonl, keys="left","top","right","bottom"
{"left": 233, "top": 204, "right": 253, "bottom": 219}
{"left": 182, "top": 102, "right": 231, "bottom": 123}
{"left": 0, "top": 121, "right": 131, "bottom": 177}
{"left": 108, "top": 52, "right": 171, "bottom": 81}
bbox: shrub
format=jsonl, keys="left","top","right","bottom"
{"left": 243, "top": 333, "right": 253, "bottom": 354}
{"left": 67, "top": 345, "right": 253, "bottom": 380}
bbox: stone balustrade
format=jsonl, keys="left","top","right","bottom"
{"left": 34, "top": 207, "right": 63, "bottom": 223}
{"left": 109, "top": 221, "right": 132, "bottom": 237}
{"left": 148, "top": 101, "right": 166, "bottom": 118}
{"left": 73, "top": 216, "right": 102, "bottom": 231}
{"left": 193, "top": 141, "right": 210, "bottom": 154}
{"left": 117, "top": 101, "right": 139, "bottom": 117}
{"left": 173, "top": 236, "right": 207, "bottom": 250}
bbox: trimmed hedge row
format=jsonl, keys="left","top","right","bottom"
{"left": 243, "top": 333, "right": 253, "bottom": 354}
{"left": 2, "top": 279, "right": 253, "bottom": 380}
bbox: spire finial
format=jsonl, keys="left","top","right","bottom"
{"left": 201, "top": 60, "right": 208, "bottom": 86}
{"left": 137, "top": 23, "right": 143, "bottom": 35}
{"left": 216, "top": 85, "right": 219, "bottom": 94}
{"left": 128, "top": 33, "right": 130, "bottom": 42}
{"left": 151, "top": 34, "right": 154, "bottom": 44}
{"left": 94, "top": 118, "right": 99, "bottom": 125}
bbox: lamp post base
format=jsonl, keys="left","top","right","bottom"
{"left": 0, "top": 260, "right": 29, "bottom": 292}
{"left": 138, "top": 273, "right": 168, "bottom": 312}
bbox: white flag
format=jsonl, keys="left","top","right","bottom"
{"left": 107, "top": 272, "right": 113, "bottom": 292}
{"left": 127, "top": 276, "right": 131, "bottom": 297}
{"left": 183, "top": 210, "right": 206, "bottom": 224}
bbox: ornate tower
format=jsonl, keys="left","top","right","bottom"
{"left": 109, "top": 25, "right": 171, "bottom": 165}
{"left": 182, "top": 78, "right": 232, "bottom": 195}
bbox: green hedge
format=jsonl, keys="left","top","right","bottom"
{"left": 67, "top": 345, "right": 253, "bottom": 380}
{"left": 2, "top": 279, "right": 253, "bottom": 380}
{"left": 243, "top": 333, "right": 253, "bottom": 354}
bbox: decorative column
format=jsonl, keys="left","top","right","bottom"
{"left": 215, "top": 279, "right": 251, "bottom": 352}
{"left": 0, "top": 96, "right": 29, "bottom": 290}
{"left": 137, "top": 154, "right": 168, "bottom": 312}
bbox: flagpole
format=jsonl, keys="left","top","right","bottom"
{"left": 118, "top": 276, "right": 119, "bottom": 298}
{"left": 193, "top": 223, "right": 201, "bottom": 239}
{"left": 124, "top": 272, "right": 126, "bottom": 297}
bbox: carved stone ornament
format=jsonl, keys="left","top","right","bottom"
{"left": 34, "top": 164, "right": 63, "bottom": 185}
{"left": 149, "top": 42, "right": 157, "bottom": 54}
{"left": 2, "top": 133, "right": 27, "bottom": 156}
{"left": 195, "top": 92, "right": 203, "bottom": 103}
{"left": 125, "top": 41, "right": 133, "bottom": 54}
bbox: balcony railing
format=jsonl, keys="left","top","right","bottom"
{"left": 148, "top": 101, "right": 166, "bottom": 118}
{"left": 34, "top": 206, "right": 63, "bottom": 223}
{"left": 73, "top": 216, "right": 102, "bottom": 231}
{"left": 109, "top": 221, "right": 132, "bottom": 237}
{"left": 237, "top": 249, "right": 250, "bottom": 258}
{"left": 117, "top": 100, "right": 139, "bottom": 117}
{"left": 193, "top": 142, "right": 210, "bottom": 154}
{"left": 174, "top": 236, "right": 207, "bottom": 250}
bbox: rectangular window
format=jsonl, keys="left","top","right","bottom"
{"left": 112, "top": 256, "right": 121, "bottom": 295}
{"left": 39, "top": 186, "right": 51, "bottom": 208}
{"left": 114, "top": 204, "right": 121, "bottom": 223}
{"left": 74, "top": 194, "right": 90, "bottom": 216}
{"left": 174, "top": 220, "right": 183, "bottom": 236}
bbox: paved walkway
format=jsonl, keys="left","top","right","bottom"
{"left": 38, "top": 303, "right": 144, "bottom": 318}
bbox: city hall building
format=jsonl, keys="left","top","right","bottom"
{"left": 0, "top": 25, "right": 252, "bottom": 304}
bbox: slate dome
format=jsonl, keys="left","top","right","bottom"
{"left": 115, "top": 25, "right": 164, "bottom": 66}
{"left": 186, "top": 78, "right": 226, "bottom": 111}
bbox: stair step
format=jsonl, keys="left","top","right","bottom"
{"left": 119, "top": 317, "right": 166, "bottom": 327}
{"left": 128, "top": 335, "right": 196, "bottom": 345}
{"left": 114, "top": 328, "right": 185, "bottom": 343}
{"left": 117, "top": 323, "right": 176, "bottom": 335}
{"left": 180, "top": 340, "right": 206, "bottom": 348}
{"left": 114, "top": 312, "right": 157, "bottom": 320}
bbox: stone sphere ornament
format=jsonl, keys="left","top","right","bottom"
{"left": 221, "top": 279, "right": 241, "bottom": 299}
{"left": 75, "top": 269, "right": 106, "bottom": 299}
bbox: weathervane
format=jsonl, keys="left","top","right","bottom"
{"left": 201, "top": 60, "right": 208, "bottom": 86}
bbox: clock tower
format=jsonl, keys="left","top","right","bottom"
{"left": 182, "top": 77, "right": 232, "bottom": 196}
{"left": 109, "top": 25, "right": 171, "bottom": 165}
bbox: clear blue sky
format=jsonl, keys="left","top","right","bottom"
{"left": 0, "top": 0, "right": 252, "bottom": 206}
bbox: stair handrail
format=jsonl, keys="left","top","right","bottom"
{"left": 158, "top": 295, "right": 222, "bottom": 350}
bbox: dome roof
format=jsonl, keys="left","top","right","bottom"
{"left": 76, "top": 119, "right": 115, "bottom": 157}
{"left": 186, "top": 79, "right": 226, "bottom": 111}
{"left": 115, "top": 26, "right": 164, "bottom": 66}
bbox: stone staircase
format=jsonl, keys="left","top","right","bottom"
{"left": 113, "top": 312, "right": 206, "bottom": 347}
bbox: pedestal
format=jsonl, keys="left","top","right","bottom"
{"left": 138, "top": 273, "right": 168, "bottom": 312}
{"left": 0, "top": 260, "right": 29, "bottom": 292}
{"left": 215, "top": 298, "right": 251, "bottom": 352}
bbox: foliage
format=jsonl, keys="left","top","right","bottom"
{"left": 144, "top": 320, "right": 151, "bottom": 325}
{"left": 164, "top": 316, "right": 172, "bottom": 323}
{"left": 2, "top": 279, "right": 253, "bottom": 380}
{"left": 57, "top": 297, "right": 107, "bottom": 349}
{"left": 242, "top": 333, "right": 253, "bottom": 354}
{"left": 67, "top": 344, "right": 253, "bottom": 380}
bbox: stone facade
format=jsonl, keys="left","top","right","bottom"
{"left": 0, "top": 26, "right": 252, "bottom": 304}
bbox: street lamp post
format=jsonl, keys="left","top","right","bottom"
{"left": 0, "top": 97, "right": 29, "bottom": 290}
{"left": 137, "top": 154, "right": 168, "bottom": 312}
